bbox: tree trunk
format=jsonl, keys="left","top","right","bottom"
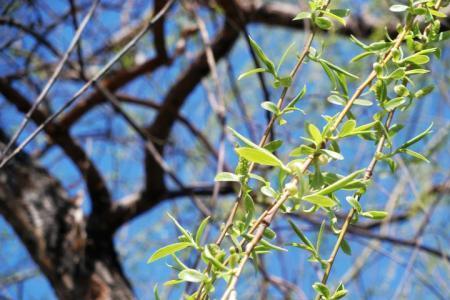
{"left": 0, "top": 133, "right": 134, "bottom": 299}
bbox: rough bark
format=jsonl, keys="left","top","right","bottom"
{"left": 0, "top": 132, "right": 133, "bottom": 300}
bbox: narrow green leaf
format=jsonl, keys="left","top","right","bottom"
{"left": 320, "top": 149, "right": 344, "bottom": 160}
{"left": 361, "top": 211, "right": 388, "bottom": 220}
{"left": 195, "top": 216, "right": 210, "bottom": 245}
{"left": 340, "top": 239, "right": 352, "bottom": 255}
{"left": 327, "top": 94, "right": 346, "bottom": 106}
{"left": 400, "top": 148, "right": 430, "bottom": 163}
{"left": 264, "top": 139, "right": 283, "bottom": 152}
{"left": 154, "top": 285, "right": 161, "bottom": 300}
{"left": 215, "top": 172, "right": 240, "bottom": 182}
{"left": 399, "top": 123, "right": 433, "bottom": 149}
{"left": 302, "top": 194, "right": 336, "bottom": 207}
{"left": 354, "top": 99, "right": 373, "bottom": 106}
{"left": 148, "top": 242, "right": 192, "bottom": 263}
{"left": 316, "top": 220, "right": 325, "bottom": 252}
{"left": 288, "top": 220, "right": 315, "bottom": 249}
{"left": 277, "top": 42, "right": 296, "bottom": 73}
{"left": 228, "top": 127, "right": 259, "bottom": 148}
{"left": 249, "top": 36, "right": 276, "bottom": 74}
{"left": 314, "top": 169, "right": 365, "bottom": 196}
{"left": 236, "top": 147, "right": 283, "bottom": 167}
{"left": 167, "top": 214, "right": 194, "bottom": 243}
{"left": 346, "top": 196, "right": 362, "bottom": 213}
{"left": 320, "top": 58, "right": 359, "bottom": 79}
{"left": 178, "top": 269, "right": 207, "bottom": 283}
{"left": 237, "top": 67, "right": 266, "bottom": 80}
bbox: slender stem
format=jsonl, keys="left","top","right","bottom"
{"left": 319, "top": 111, "right": 395, "bottom": 289}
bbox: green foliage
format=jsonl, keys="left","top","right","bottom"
{"left": 148, "top": 0, "right": 448, "bottom": 298}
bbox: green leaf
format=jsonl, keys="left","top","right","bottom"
{"left": 215, "top": 172, "right": 240, "bottom": 182}
{"left": 319, "top": 58, "right": 359, "bottom": 79}
{"left": 277, "top": 42, "right": 296, "bottom": 73}
{"left": 178, "top": 269, "right": 207, "bottom": 283}
{"left": 289, "top": 145, "right": 315, "bottom": 156}
{"left": 385, "top": 67, "right": 406, "bottom": 80}
{"left": 288, "top": 219, "right": 315, "bottom": 250}
{"left": 383, "top": 97, "right": 406, "bottom": 111}
{"left": 261, "top": 185, "right": 278, "bottom": 198}
{"left": 236, "top": 147, "right": 284, "bottom": 168}
{"left": 403, "top": 54, "right": 430, "bottom": 65}
{"left": 249, "top": 36, "right": 276, "bottom": 74}
{"left": 244, "top": 193, "right": 255, "bottom": 214}
{"left": 361, "top": 211, "right": 388, "bottom": 220}
{"left": 314, "top": 169, "right": 365, "bottom": 196}
{"left": 414, "top": 85, "right": 434, "bottom": 99}
{"left": 261, "top": 101, "right": 279, "bottom": 115}
{"left": 320, "top": 149, "right": 344, "bottom": 160}
{"left": 168, "top": 214, "right": 194, "bottom": 243}
{"left": 340, "top": 239, "right": 352, "bottom": 255}
{"left": 398, "top": 123, "right": 433, "bottom": 149}
{"left": 316, "top": 220, "right": 325, "bottom": 252}
{"left": 237, "top": 67, "right": 266, "bottom": 80}
{"left": 228, "top": 127, "right": 258, "bottom": 148}
{"left": 319, "top": 60, "right": 337, "bottom": 89}
{"left": 302, "top": 194, "right": 336, "bottom": 207}
{"left": 306, "top": 123, "right": 323, "bottom": 145}
{"left": 320, "top": 10, "right": 347, "bottom": 26}
{"left": 339, "top": 120, "right": 356, "bottom": 137}
{"left": 346, "top": 196, "right": 362, "bottom": 213}
{"left": 313, "top": 282, "right": 330, "bottom": 297}
{"left": 399, "top": 148, "right": 430, "bottom": 163}
{"left": 154, "top": 285, "right": 161, "bottom": 300}
{"left": 314, "top": 16, "right": 333, "bottom": 30}
{"left": 390, "top": 4, "right": 408, "bottom": 12}
{"left": 163, "top": 279, "right": 184, "bottom": 286}
{"left": 353, "top": 99, "right": 373, "bottom": 106}
{"left": 148, "top": 242, "right": 192, "bottom": 263}
{"left": 264, "top": 139, "right": 283, "bottom": 152}
{"left": 293, "top": 11, "right": 312, "bottom": 21}
{"left": 327, "top": 94, "right": 346, "bottom": 106}
{"left": 195, "top": 216, "right": 210, "bottom": 245}
{"left": 330, "top": 9, "right": 350, "bottom": 17}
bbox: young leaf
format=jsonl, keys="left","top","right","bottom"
{"left": 302, "top": 194, "right": 336, "bottom": 207}
{"left": 313, "top": 282, "right": 330, "bottom": 297}
{"left": 340, "top": 120, "right": 356, "bottom": 137}
{"left": 237, "top": 67, "right": 266, "bottom": 80}
{"left": 314, "top": 169, "right": 364, "bottom": 196}
{"left": 398, "top": 123, "right": 433, "bottom": 149}
{"left": 277, "top": 42, "right": 296, "bottom": 73}
{"left": 147, "top": 242, "right": 192, "bottom": 263}
{"left": 340, "top": 239, "right": 352, "bottom": 255}
{"left": 314, "top": 16, "right": 333, "bottom": 30}
{"left": 235, "top": 147, "right": 284, "bottom": 168}
{"left": 178, "top": 269, "right": 207, "bottom": 283}
{"left": 327, "top": 94, "right": 346, "bottom": 106}
{"left": 306, "top": 123, "right": 323, "bottom": 145}
{"left": 215, "top": 172, "right": 240, "bottom": 182}
{"left": 346, "top": 196, "right": 362, "bottom": 213}
{"left": 353, "top": 99, "right": 373, "bottom": 106}
{"left": 261, "top": 101, "right": 279, "bottom": 115}
{"left": 168, "top": 213, "right": 194, "bottom": 243}
{"left": 361, "top": 211, "right": 388, "bottom": 220}
{"left": 228, "top": 127, "right": 259, "bottom": 148}
{"left": 248, "top": 36, "right": 276, "bottom": 74}
{"left": 316, "top": 220, "right": 326, "bottom": 252}
{"left": 264, "top": 139, "right": 283, "bottom": 152}
{"left": 399, "top": 148, "right": 430, "bottom": 163}
{"left": 288, "top": 219, "right": 315, "bottom": 250}
{"left": 154, "top": 285, "right": 161, "bottom": 300}
{"left": 383, "top": 97, "right": 406, "bottom": 111}
{"left": 293, "top": 11, "right": 312, "bottom": 21}
{"left": 195, "top": 216, "right": 210, "bottom": 245}
{"left": 390, "top": 4, "right": 409, "bottom": 12}
{"left": 320, "top": 149, "right": 344, "bottom": 160}
{"left": 319, "top": 58, "right": 359, "bottom": 79}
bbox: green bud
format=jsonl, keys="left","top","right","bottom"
{"left": 373, "top": 62, "right": 383, "bottom": 76}
{"left": 285, "top": 181, "right": 298, "bottom": 196}
{"left": 394, "top": 84, "right": 409, "bottom": 97}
